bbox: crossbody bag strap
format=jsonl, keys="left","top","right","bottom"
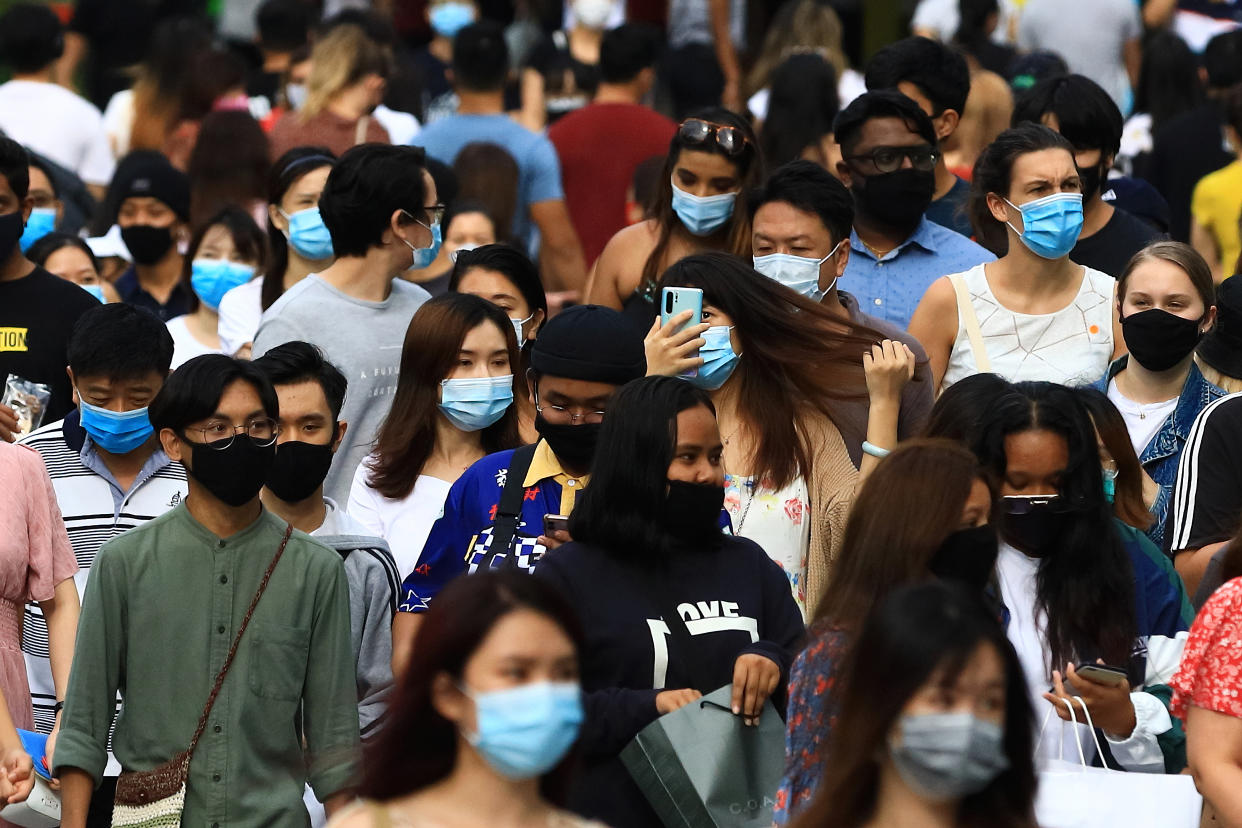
{"left": 185, "top": 522, "right": 293, "bottom": 756}
{"left": 481, "top": 444, "right": 539, "bottom": 570}
{"left": 949, "top": 272, "right": 992, "bottom": 373}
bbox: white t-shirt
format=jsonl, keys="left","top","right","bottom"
{"left": 1106, "top": 379, "right": 1179, "bottom": 458}
{"left": 166, "top": 315, "right": 225, "bottom": 370}
{"left": 347, "top": 459, "right": 454, "bottom": 579}
{"left": 217, "top": 277, "right": 265, "bottom": 356}
{"left": 0, "top": 80, "right": 115, "bottom": 185}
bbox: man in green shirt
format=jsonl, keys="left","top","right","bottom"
{"left": 55, "top": 355, "right": 360, "bottom": 827}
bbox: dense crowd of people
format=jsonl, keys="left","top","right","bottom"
{"left": 5, "top": 0, "right": 1242, "bottom": 826}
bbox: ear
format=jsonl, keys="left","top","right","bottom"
{"left": 66, "top": 366, "right": 79, "bottom": 406}
{"left": 1201, "top": 305, "right": 1218, "bottom": 334}
{"left": 269, "top": 202, "right": 287, "bottom": 231}
{"left": 527, "top": 309, "right": 546, "bottom": 340}
{"left": 430, "top": 672, "right": 470, "bottom": 726}
{"left": 832, "top": 242, "right": 850, "bottom": 278}
{"left": 986, "top": 192, "right": 1013, "bottom": 227}
{"left": 331, "top": 420, "right": 348, "bottom": 453}
{"left": 935, "top": 109, "right": 959, "bottom": 141}
{"left": 160, "top": 427, "right": 185, "bottom": 463}
{"left": 526, "top": 372, "right": 538, "bottom": 405}
{"left": 20, "top": 195, "right": 33, "bottom": 223}
{"left": 55, "top": 200, "right": 65, "bottom": 225}
{"left": 834, "top": 160, "right": 853, "bottom": 188}
{"left": 386, "top": 209, "right": 406, "bottom": 244}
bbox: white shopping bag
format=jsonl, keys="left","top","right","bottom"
{"left": 1034, "top": 696, "right": 1202, "bottom": 828}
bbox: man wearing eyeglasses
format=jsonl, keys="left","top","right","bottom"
{"left": 253, "top": 143, "right": 435, "bottom": 506}
{"left": 390, "top": 305, "right": 645, "bottom": 675}
{"left": 834, "top": 90, "right": 994, "bottom": 329}
{"left": 54, "top": 354, "right": 360, "bottom": 828}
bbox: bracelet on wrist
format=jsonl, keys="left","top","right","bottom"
{"left": 862, "top": 440, "right": 892, "bottom": 459}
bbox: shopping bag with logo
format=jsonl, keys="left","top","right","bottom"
{"left": 1035, "top": 696, "right": 1202, "bottom": 828}
{"left": 620, "top": 684, "right": 785, "bottom": 828}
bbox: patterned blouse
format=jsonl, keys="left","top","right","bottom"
{"left": 773, "top": 626, "right": 850, "bottom": 825}
{"left": 1171, "top": 577, "right": 1242, "bottom": 721}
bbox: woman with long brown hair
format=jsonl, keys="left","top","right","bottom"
{"left": 789, "top": 581, "right": 1037, "bottom": 828}
{"left": 1074, "top": 387, "right": 1157, "bottom": 536}
{"left": 774, "top": 439, "right": 996, "bottom": 824}
{"left": 346, "top": 293, "right": 521, "bottom": 582}
{"left": 586, "top": 109, "right": 763, "bottom": 334}
{"left": 651, "top": 252, "right": 884, "bottom": 618}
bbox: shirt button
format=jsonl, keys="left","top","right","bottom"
{"left": 213, "top": 822, "right": 220, "bottom": 828}
{"left": 213, "top": 725, "right": 221, "bottom": 733}
{"left": 217, "top": 540, "right": 225, "bottom": 548}
{"left": 567, "top": 480, "right": 575, "bottom": 487}
{"left": 874, "top": 298, "right": 883, "bottom": 306}
{"left": 219, "top": 575, "right": 228, "bottom": 584}
{"left": 217, "top": 625, "right": 225, "bottom": 634}
{"left": 213, "top": 774, "right": 221, "bottom": 782}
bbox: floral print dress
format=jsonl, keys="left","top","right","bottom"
{"left": 724, "top": 473, "right": 811, "bottom": 617}
{"left": 1171, "top": 576, "right": 1242, "bottom": 721}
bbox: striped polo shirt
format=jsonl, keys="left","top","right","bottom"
{"left": 18, "top": 410, "right": 186, "bottom": 742}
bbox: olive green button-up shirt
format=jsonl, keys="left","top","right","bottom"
{"left": 55, "top": 505, "right": 361, "bottom": 827}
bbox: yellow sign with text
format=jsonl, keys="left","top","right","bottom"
{"left": 0, "top": 327, "right": 28, "bottom": 352}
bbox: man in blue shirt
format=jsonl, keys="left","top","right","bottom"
{"left": 391, "top": 304, "right": 645, "bottom": 673}
{"left": 834, "top": 90, "right": 994, "bottom": 329}
{"left": 413, "top": 21, "right": 588, "bottom": 292}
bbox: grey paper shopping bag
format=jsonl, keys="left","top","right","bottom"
{"left": 620, "top": 684, "right": 785, "bottom": 828}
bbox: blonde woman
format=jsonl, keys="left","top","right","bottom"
{"left": 744, "top": 0, "right": 866, "bottom": 120}
{"left": 269, "top": 24, "right": 392, "bottom": 159}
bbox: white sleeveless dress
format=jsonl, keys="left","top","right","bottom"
{"left": 942, "top": 263, "right": 1115, "bottom": 389}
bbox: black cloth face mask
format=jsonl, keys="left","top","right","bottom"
{"left": 265, "top": 440, "right": 333, "bottom": 503}
{"left": 854, "top": 168, "right": 935, "bottom": 230}
{"left": 1121, "top": 308, "right": 1204, "bottom": 372}
{"left": 1076, "top": 161, "right": 1105, "bottom": 202}
{"left": 535, "top": 415, "right": 601, "bottom": 471}
{"left": 0, "top": 211, "right": 22, "bottom": 259}
{"left": 662, "top": 480, "right": 726, "bottom": 542}
{"left": 182, "top": 434, "right": 276, "bottom": 507}
{"left": 121, "top": 224, "right": 175, "bottom": 266}
{"left": 930, "top": 524, "right": 1000, "bottom": 589}
{"left": 999, "top": 496, "right": 1072, "bottom": 557}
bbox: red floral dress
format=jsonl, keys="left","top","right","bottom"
{"left": 1171, "top": 577, "right": 1242, "bottom": 721}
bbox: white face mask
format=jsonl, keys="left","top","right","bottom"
{"left": 511, "top": 312, "right": 534, "bottom": 345}
{"left": 285, "top": 82, "right": 307, "bottom": 110}
{"left": 752, "top": 240, "right": 844, "bottom": 302}
{"left": 572, "top": 0, "right": 614, "bottom": 29}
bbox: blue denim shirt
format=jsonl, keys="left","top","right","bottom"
{"left": 1092, "top": 357, "right": 1225, "bottom": 548}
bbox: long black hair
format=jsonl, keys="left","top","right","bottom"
{"left": 975, "top": 381, "right": 1137, "bottom": 671}
{"left": 792, "top": 581, "right": 1037, "bottom": 828}
{"left": 569, "top": 376, "right": 716, "bottom": 560}
{"left": 760, "top": 53, "right": 839, "bottom": 169}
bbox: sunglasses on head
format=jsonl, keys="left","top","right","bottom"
{"left": 678, "top": 119, "right": 749, "bottom": 158}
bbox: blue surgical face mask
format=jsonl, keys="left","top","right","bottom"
{"left": 463, "top": 681, "right": 584, "bottom": 780}
{"left": 19, "top": 207, "right": 56, "bottom": 253}
{"left": 281, "top": 207, "right": 334, "bottom": 261}
{"left": 671, "top": 181, "right": 737, "bottom": 237}
{"left": 403, "top": 213, "right": 442, "bottom": 270}
{"left": 753, "top": 240, "right": 844, "bottom": 302}
{"left": 430, "top": 1, "right": 476, "bottom": 38}
{"left": 439, "top": 375, "right": 514, "bottom": 431}
{"left": 80, "top": 283, "right": 105, "bottom": 303}
{"left": 1004, "top": 192, "right": 1083, "bottom": 260}
{"left": 191, "top": 259, "right": 256, "bottom": 311}
{"left": 689, "top": 325, "right": 740, "bottom": 391}
{"left": 77, "top": 394, "right": 155, "bottom": 455}
{"left": 511, "top": 313, "right": 534, "bottom": 346}
{"left": 1103, "top": 465, "right": 1118, "bottom": 503}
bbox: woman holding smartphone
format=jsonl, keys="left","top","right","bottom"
{"left": 976, "top": 381, "right": 1192, "bottom": 772}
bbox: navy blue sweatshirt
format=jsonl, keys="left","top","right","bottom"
{"left": 536, "top": 535, "right": 805, "bottom": 828}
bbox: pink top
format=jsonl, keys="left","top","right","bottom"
{"left": 0, "top": 441, "right": 78, "bottom": 728}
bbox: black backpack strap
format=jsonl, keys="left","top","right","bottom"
{"left": 481, "top": 443, "right": 539, "bottom": 570}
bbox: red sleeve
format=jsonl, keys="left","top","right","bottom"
{"left": 1171, "top": 577, "right": 1242, "bottom": 721}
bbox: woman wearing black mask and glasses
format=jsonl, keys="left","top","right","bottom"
{"left": 536, "top": 376, "right": 803, "bottom": 828}
{"left": 976, "top": 381, "right": 1192, "bottom": 775}
{"left": 1088, "top": 242, "right": 1222, "bottom": 551}
{"left": 587, "top": 109, "right": 763, "bottom": 336}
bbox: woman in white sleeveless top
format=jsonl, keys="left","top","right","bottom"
{"left": 910, "top": 123, "right": 1124, "bottom": 392}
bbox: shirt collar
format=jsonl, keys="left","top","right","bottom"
{"left": 79, "top": 431, "right": 173, "bottom": 497}
{"left": 849, "top": 217, "right": 939, "bottom": 261}
{"left": 175, "top": 501, "right": 280, "bottom": 546}
{"left": 522, "top": 439, "right": 588, "bottom": 488}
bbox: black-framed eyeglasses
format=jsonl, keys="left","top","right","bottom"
{"left": 845, "top": 145, "right": 939, "bottom": 173}
{"left": 678, "top": 118, "right": 749, "bottom": 158}
{"left": 532, "top": 389, "right": 606, "bottom": 425}
{"left": 182, "top": 418, "right": 279, "bottom": 450}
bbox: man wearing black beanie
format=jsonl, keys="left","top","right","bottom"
{"left": 111, "top": 152, "right": 192, "bottom": 321}
{"left": 391, "top": 304, "right": 646, "bottom": 673}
